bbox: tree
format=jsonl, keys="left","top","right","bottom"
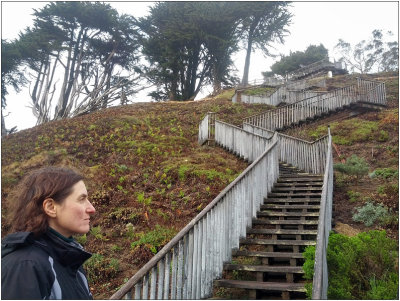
{"left": 139, "top": 2, "right": 239, "bottom": 101}
{"left": 236, "top": 2, "right": 292, "bottom": 85}
{"left": 1, "top": 39, "right": 28, "bottom": 136}
{"left": 334, "top": 29, "right": 399, "bottom": 74}
{"left": 265, "top": 44, "right": 329, "bottom": 77}
{"left": 10, "top": 2, "right": 141, "bottom": 125}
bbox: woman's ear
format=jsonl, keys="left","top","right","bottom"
{"left": 43, "top": 198, "right": 57, "bottom": 218}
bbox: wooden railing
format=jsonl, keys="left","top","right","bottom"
{"left": 287, "top": 57, "right": 332, "bottom": 80}
{"left": 233, "top": 78, "right": 327, "bottom": 106}
{"left": 357, "top": 78, "right": 386, "bottom": 105}
{"left": 110, "top": 119, "right": 280, "bottom": 299}
{"left": 243, "top": 123, "right": 329, "bottom": 175}
{"left": 198, "top": 113, "right": 209, "bottom": 145}
{"left": 243, "top": 78, "right": 386, "bottom": 132}
{"left": 215, "top": 119, "right": 276, "bottom": 162}
{"left": 312, "top": 128, "right": 333, "bottom": 299}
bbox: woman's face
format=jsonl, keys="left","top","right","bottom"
{"left": 49, "top": 180, "right": 96, "bottom": 237}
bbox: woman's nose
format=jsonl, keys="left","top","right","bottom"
{"left": 86, "top": 201, "right": 96, "bottom": 214}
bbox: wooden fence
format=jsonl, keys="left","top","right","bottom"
{"left": 110, "top": 123, "right": 280, "bottom": 299}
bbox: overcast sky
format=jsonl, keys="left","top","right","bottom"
{"left": 1, "top": 1, "right": 399, "bottom": 131}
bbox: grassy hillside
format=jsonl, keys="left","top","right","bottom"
{"left": 1, "top": 72, "right": 398, "bottom": 298}
{"left": 1, "top": 92, "right": 271, "bottom": 298}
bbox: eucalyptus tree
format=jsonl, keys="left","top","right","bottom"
{"left": 235, "top": 2, "right": 292, "bottom": 85}
{"left": 17, "top": 1, "right": 141, "bottom": 124}
{"left": 335, "top": 29, "right": 399, "bottom": 74}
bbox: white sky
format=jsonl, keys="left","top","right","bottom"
{"left": 1, "top": 1, "right": 399, "bottom": 131}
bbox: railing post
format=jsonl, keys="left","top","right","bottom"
{"left": 208, "top": 112, "right": 216, "bottom": 146}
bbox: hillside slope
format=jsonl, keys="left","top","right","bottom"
{"left": 1, "top": 72, "right": 398, "bottom": 298}
{"left": 1, "top": 94, "right": 271, "bottom": 298}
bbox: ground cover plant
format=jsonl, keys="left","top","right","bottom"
{"left": 303, "top": 230, "right": 398, "bottom": 299}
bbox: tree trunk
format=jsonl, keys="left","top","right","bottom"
{"left": 241, "top": 16, "right": 259, "bottom": 86}
{"left": 1, "top": 110, "right": 7, "bottom": 137}
{"left": 241, "top": 31, "right": 253, "bottom": 86}
{"left": 212, "top": 64, "right": 222, "bottom": 95}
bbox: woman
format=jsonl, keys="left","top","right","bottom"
{"left": 1, "top": 167, "right": 96, "bottom": 299}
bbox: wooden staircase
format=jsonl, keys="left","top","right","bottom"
{"left": 213, "top": 163, "right": 323, "bottom": 299}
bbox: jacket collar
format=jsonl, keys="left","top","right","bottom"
{"left": 41, "top": 230, "right": 92, "bottom": 269}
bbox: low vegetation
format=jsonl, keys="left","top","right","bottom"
{"left": 303, "top": 230, "right": 398, "bottom": 299}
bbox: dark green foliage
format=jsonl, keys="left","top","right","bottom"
{"left": 303, "top": 231, "right": 398, "bottom": 299}
{"left": 302, "top": 245, "right": 315, "bottom": 299}
{"left": 1, "top": 39, "right": 27, "bottom": 107}
{"left": 139, "top": 2, "right": 239, "bottom": 101}
{"left": 334, "top": 155, "right": 369, "bottom": 181}
{"left": 267, "top": 44, "right": 329, "bottom": 77}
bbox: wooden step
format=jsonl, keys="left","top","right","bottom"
{"left": 232, "top": 250, "right": 304, "bottom": 259}
{"left": 257, "top": 211, "right": 319, "bottom": 218}
{"left": 274, "top": 182, "right": 323, "bottom": 187}
{"left": 252, "top": 219, "right": 319, "bottom": 225}
{"left": 247, "top": 228, "right": 318, "bottom": 235}
{"left": 261, "top": 204, "right": 320, "bottom": 210}
{"left": 271, "top": 187, "right": 322, "bottom": 192}
{"left": 265, "top": 198, "right": 320, "bottom": 203}
{"left": 214, "top": 279, "right": 306, "bottom": 292}
{"left": 223, "top": 264, "right": 304, "bottom": 274}
{"left": 277, "top": 177, "right": 323, "bottom": 182}
{"left": 240, "top": 238, "right": 316, "bottom": 246}
{"left": 268, "top": 192, "right": 321, "bottom": 197}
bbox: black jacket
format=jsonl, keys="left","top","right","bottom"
{"left": 1, "top": 230, "right": 93, "bottom": 299}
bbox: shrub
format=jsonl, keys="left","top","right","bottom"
{"left": 302, "top": 245, "right": 316, "bottom": 299}
{"left": 347, "top": 190, "right": 361, "bottom": 202}
{"left": 84, "top": 253, "right": 120, "bottom": 283}
{"left": 90, "top": 226, "right": 107, "bottom": 240}
{"left": 74, "top": 234, "right": 87, "bottom": 245}
{"left": 303, "top": 231, "right": 398, "bottom": 299}
{"left": 131, "top": 225, "right": 177, "bottom": 254}
{"left": 370, "top": 167, "right": 399, "bottom": 180}
{"left": 352, "top": 201, "right": 392, "bottom": 227}
{"left": 334, "top": 155, "right": 369, "bottom": 182}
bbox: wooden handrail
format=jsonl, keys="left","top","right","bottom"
{"left": 312, "top": 128, "right": 333, "bottom": 299}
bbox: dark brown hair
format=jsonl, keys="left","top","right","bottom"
{"left": 10, "top": 166, "right": 84, "bottom": 235}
